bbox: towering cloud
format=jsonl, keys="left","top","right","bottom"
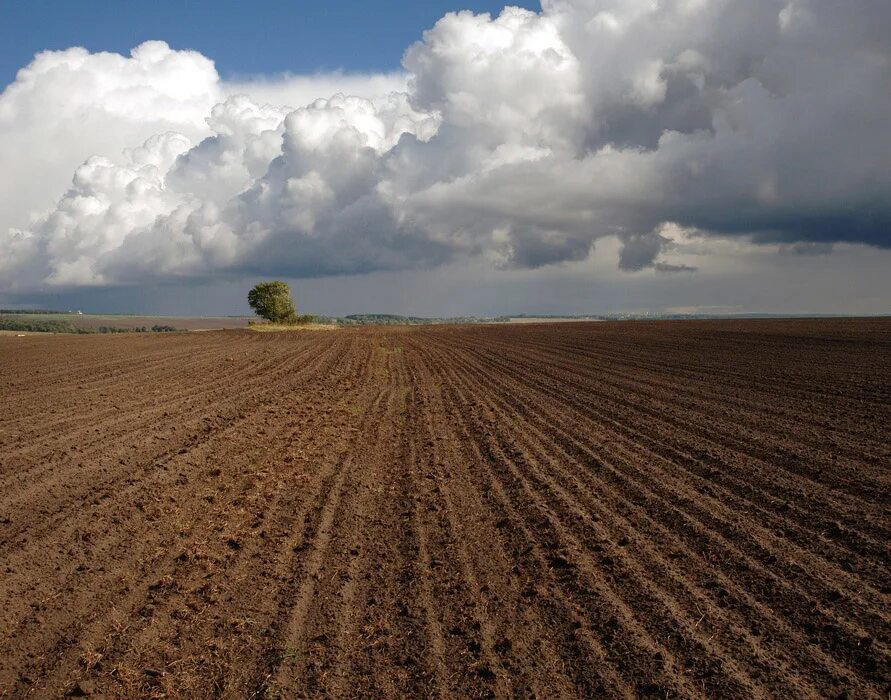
{"left": 1, "top": 0, "right": 889, "bottom": 291}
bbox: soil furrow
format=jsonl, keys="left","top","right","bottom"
{"left": 1, "top": 319, "right": 887, "bottom": 699}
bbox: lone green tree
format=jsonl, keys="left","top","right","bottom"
{"left": 248, "top": 281, "right": 298, "bottom": 324}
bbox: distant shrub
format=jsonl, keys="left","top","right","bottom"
{"left": 296, "top": 314, "right": 318, "bottom": 325}
{"left": 1, "top": 317, "right": 159, "bottom": 334}
{"left": 151, "top": 325, "right": 177, "bottom": 332}
{"left": 91, "top": 326, "right": 137, "bottom": 334}
{"left": 0, "top": 318, "right": 76, "bottom": 333}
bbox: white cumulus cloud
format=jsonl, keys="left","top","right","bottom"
{"left": 1, "top": 0, "right": 890, "bottom": 292}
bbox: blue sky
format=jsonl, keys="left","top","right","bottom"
{"left": 0, "top": 0, "right": 529, "bottom": 87}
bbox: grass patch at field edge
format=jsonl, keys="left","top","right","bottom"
{"left": 248, "top": 323, "right": 338, "bottom": 332}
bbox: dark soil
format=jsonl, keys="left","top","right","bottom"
{"left": 1, "top": 318, "right": 888, "bottom": 698}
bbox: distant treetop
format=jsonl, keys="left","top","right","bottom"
{"left": 247, "top": 281, "right": 298, "bottom": 324}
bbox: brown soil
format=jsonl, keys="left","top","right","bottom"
{"left": 0, "top": 319, "right": 888, "bottom": 699}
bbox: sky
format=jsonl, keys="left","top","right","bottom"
{"left": 0, "top": 1, "right": 524, "bottom": 85}
{"left": 1, "top": 0, "right": 889, "bottom": 317}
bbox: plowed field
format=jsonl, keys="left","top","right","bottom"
{"left": 1, "top": 319, "right": 889, "bottom": 698}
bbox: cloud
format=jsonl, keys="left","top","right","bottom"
{"left": 0, "top": 42, "right": 219, "bottom": 252}
{"left": 1, "top": 0, "right": 890, "bottom": 292}
{"left": 223, "top": 71, "right": 410, "bottom": 111}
